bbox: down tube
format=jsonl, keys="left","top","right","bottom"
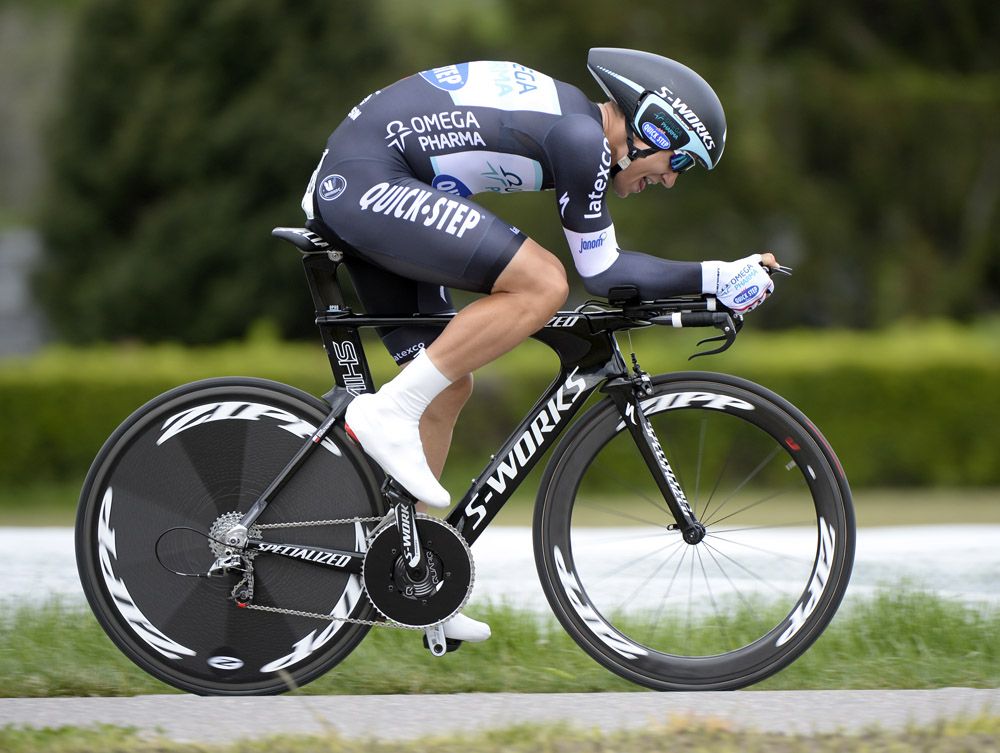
{"left": 446, "top": 366, "right": 606, "bottom": 546}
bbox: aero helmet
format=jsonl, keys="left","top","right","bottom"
{"left": 587, "top": 47, "right": 727, "bottom": 174}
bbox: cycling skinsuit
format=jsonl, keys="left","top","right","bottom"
{"left": 302, "top": 61, "right": 701, "bottom": 364}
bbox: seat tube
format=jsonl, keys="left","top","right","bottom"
{"left": 605, "top": 383, "right": 706, "bottom": 544}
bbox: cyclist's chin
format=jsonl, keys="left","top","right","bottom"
{"left": 611, "top": 175, "right": 631, "bottom": 199}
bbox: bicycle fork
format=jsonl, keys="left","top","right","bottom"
{"left": 604, "top": 362, "right": 706, "bottom": 545}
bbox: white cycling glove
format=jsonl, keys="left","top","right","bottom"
{"left": 701, "top": 254, "right": 775, "bottom": 314}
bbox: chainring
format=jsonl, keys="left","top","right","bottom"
{"left": 362, "top": 514, "right": 473, "bottom": 629}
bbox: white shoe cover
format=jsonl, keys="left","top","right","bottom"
{"left": 442, "top": 612, "right": 491, "bottom": 642}
{"left": 344, "top": 392, "right": 450, "bottom": 508}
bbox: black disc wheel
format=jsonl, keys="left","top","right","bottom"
{"left": 534, "top": 372, "right": 855, "bottom": 690}
{"left": 76, "top": 378, "right": 383, "bottom": 695}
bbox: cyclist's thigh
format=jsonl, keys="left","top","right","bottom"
{"left": 314, "top": 158, "right": 526, "bottom": 294}
{"left": 347, "top": 255, "right": 454, "bottom": 365}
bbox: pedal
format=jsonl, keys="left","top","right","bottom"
{"left": 422, "top": 628, "right": 463, "bottom": 656}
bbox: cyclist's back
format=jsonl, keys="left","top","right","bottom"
{"left": 304, "top": 61, "right": 621, "bottom": 293}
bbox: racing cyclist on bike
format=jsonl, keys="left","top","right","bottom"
{"left": 301, "top": 48, "right": 781, "bottom": 645}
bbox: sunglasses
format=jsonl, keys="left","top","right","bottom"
{"left": 669, "top": 152, "right": 697, "bottom": 173}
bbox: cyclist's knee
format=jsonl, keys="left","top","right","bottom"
{"left": 495, "top": 239, "right": 568, "bottom": 313}
{"left": 544, "top": 264, "right": 570, "bottom": 310}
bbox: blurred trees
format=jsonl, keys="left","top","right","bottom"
{"left": 32, "top": 0, "right": 999, "bottom": 342}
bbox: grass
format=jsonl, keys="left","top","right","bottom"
{"left": 2, "top": 717, "right": 1000, "bottom": 753}
{"left": 2, "top": 483, "right": 998, "bottom": 528}
{"left": 1, "top": 590, "right": 997, "bottom": 697}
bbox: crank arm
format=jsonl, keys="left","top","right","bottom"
{"left": 424, "top": 623, "right": 448, "bottom": 657}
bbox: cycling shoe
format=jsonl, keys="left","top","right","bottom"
{"left": 442, "top": 612, "right": 491, "bottom": 642}
{"left": 344, "top": 392, "right": 450, "bottom": 508}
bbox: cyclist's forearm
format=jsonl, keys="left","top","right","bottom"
{"left": 580, "top": 249, "right": 702, "bottom": 299}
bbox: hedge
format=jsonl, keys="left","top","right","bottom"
{"left": 1, "top": 321, "right": 998, "bottom": 490}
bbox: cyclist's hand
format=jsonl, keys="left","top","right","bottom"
{"left": 703, "top": 253, "right": 780, "bottom": 314}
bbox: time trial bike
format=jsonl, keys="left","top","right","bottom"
{"left": 76, "top": 224, "right": 855, "bottom": 695}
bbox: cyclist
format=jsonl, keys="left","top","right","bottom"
{"left": 301, "top": 48, "right": 780, "bottom": 644}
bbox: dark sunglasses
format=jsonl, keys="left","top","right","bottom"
{"left": 670, "top": 152, "right": 697, "bottom": 173}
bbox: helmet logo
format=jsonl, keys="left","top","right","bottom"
{"left": 656, "top": 88, "right": 716, "bottom": 151}
{"left": 640, "top": 122, "right": 672, "bottom": 150}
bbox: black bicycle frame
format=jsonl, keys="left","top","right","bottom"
{"left": 236, "top": 247, "right": 709, "bottom": 570}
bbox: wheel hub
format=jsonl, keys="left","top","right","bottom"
{"left": 208, "top": 512, "right": 261, "bottom": 558}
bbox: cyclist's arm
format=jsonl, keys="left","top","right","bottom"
{"left": 546, "top": 116, "right": 778, "bottom": 307}
{"left": 545, "top": 115, "right": 702, "bottom": 299}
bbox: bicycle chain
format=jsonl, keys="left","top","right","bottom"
{"left": 234, "top": 514, "right": 426, "bottom": 630}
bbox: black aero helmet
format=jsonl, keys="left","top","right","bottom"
{"left": 587, "top": 47, "right": 726, "bottom": 171}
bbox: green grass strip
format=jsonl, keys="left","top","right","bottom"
{"left": 2, "top": 717, "right": 1000, "bottom": 753}
{"left": 1, "top": 590, "right": 997, "bottom": 697}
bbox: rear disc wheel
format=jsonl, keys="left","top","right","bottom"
{"left": 76, "top": 378, "right": 383, "bottom": 695}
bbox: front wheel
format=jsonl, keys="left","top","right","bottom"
{"left": 534, "top": 372, "right": 855, "bottom": 690}
{"left": 76, "top": 378, "right": 384, "bottom": 695}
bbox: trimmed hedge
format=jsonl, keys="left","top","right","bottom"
{"left": 1, "top": 322, "right": 998, "bottom": 490}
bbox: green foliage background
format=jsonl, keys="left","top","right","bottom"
{"left": 29, "top": 0, "right": 1000, "bottom": 343}
{"left": 2, "top": 322, "right": 997, "bottom": 489}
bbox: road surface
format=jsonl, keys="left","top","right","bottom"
{"left": 1, "top": 689, "right": 998, "bottom": 742}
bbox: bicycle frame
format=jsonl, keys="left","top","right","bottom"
{"left": 232, "top": 244, "right": 717, "bottom": 568}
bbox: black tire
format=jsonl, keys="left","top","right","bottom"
{"left": 76, "top": 378, "right": 384, "bottom": 695}
{"left": 534, "top": 372, "right": 855, "bottom": 690}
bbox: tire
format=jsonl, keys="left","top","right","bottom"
{"left": 76, "top": 378, "right": 384, "bottom": 695}
{"left": 534, "top": 372, "right": 855, "bottom": 690}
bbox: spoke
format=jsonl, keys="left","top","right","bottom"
{"left": 709, "top": 520, "right": 818, "bottom": 535}
{"left": 579, "top": 528, "right": 682, "bottom": 546}
{"left": 702, "top": 445, "right": 782, "bottom": 525}
{"left": 645, "top": 542, "right": 693, "bottom": 639}
{"left": 695, "top": 546, "right": 732, "bottom": 649}
{"left": 699, "top": 539, "right": 789, "bottom": 596}
{"left": 575, "top": 499, "right": 673, "bottom": 528}
{"left": 613, "top": 538, "right": 688, "bottom": 613}
{"left": 704, "top": 487, "right": 796, "bottom": 528}
{"left": 586, "top": 456, "right": 673, "bottom": 518}
{"left": 705, "top": 532, "right": 812, "bottom": 565}
{"left": 698, "top": 443, "right": 733, "bottom": 526}
{"left": 686, "top": 543, "right": 696, "bottom": 638}
{"left": 701, "top": 541, "right": 759, "bottom": 616}
{"left": 587, "top": 537, "right": 686, "bottom": 588}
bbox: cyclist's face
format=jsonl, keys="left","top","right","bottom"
{"left": 612, "top": 148, "right": 680, "bottom": 198}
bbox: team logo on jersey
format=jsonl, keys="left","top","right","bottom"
{"left": 432, "top": 174, "right": 473, "bottom": 197}
{"left": 359, "top": 182, "right": 482, "bottom": 239}
{"left": 420, "top": 63, "right": 470, "bottom": 91}
{"left": 318, "top": 174, "right": 347, "bottom": 202}
{"left": 584, "top": 139, "right": 612, "bottom": 220}
{"left": 579, "top": 231, "right": 608, "bottom": 252}
{"left": 482, "top": 161, "right": 527, "bottom": 192}
{"left": 640, "top": 122, "right": 672, "bottom": 150}
{"left": 385, "top": 120, "right": 412, "bottom": 151}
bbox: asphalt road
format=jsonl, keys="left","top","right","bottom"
{"left": 1, "top": 689, "right": 998, "bottom": 742}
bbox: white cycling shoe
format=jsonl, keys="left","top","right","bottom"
{"left": 344, "top": 392, "right": 450, "bottom": 508}
{"left": 442, "top": 612, "right": 491, "bottom": 642}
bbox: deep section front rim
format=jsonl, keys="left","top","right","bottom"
{"left": 534, "top": 373, "right": 855, "bottom": 690}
